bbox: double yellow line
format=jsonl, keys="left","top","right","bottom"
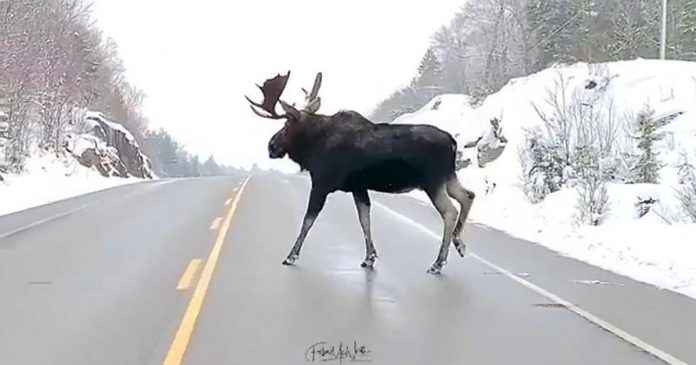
{"left": 163, "top": 177, "right": 250, "bottom": 365}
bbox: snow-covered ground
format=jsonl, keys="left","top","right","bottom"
{"left": 1, "top": 110, "right": 152, "bottom": 217}
{"left": 0, "top": 154, "right": 143, "bottom": 217}
{"left": 396, "top": 59, "right": 696, "bottom": 299}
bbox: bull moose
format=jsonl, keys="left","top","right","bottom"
{"left": 245, "top": 71, "right": 475, "bottom": 274}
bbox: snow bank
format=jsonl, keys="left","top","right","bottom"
{"left": 398, "top": 59, "right": 696, "bottom": 299}
{"left": 1, "top": 111, "right": 153, "bottom": 217}
{"left": 0, "top": 154, "right": 143, "bottom": 216}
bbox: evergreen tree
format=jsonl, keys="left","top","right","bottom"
{"left": 369, "top": 0, "right": 696, "bottom": 128}
{"left": 190, "top": 155, "right": 201, "bottom": 177}
{"left": 177, "top": 151, "right": 192, "bottom": 177}
{"left": 369, "top": 87, "right": 423, "bottom": 122}
{"left": 630, "top": 106, "right": 665, "bottom": 184}
{"left": 526, "top": 0, "right": 583, "bottom": 68}
{"left": 519, "top": 127, "right": 567, "bottom": 202}
{"left": 605, "top": 0, "right": 660, "bottom": 60}
{"left": 668, "top": 0, "right": 696, "bottom": 60}
{"left": 202, "top": 155, "right": 222, "bottom": 176}
{"left": 370, "top": 48, "right": 444, "bottom": 123}
{"left": 432, "top": 25, "right": 468, "bottom": 94}
{"left": 414, "top": 47, "right": 443, "bottom": 89}
{"left": 142, "top": 128, "right": 204, "bottom": 178}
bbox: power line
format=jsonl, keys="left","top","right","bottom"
{"left": 526, "top": 8, "right": 585, "bottom": 53}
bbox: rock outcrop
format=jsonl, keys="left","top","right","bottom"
{"left": 64, "top": 112, "right": 154, "bottom": 179}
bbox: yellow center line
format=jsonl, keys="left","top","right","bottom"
{"left": 162, "top": 177, "right": 250, "bottom": 365}
{"left": 176, "top": 259, "right": 203, "bottom": 290}
{"left": 209, "top": 217, "right": 222, "bottom": 231}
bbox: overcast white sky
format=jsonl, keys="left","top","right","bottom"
{"left": 93, "top": 0, "right": 464, "bottom": 167}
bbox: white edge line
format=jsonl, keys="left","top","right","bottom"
{"left": 0, "top": 204, "right": 93, "bottom": 239}
{"left": 374, "top": 201, "right": 687, "bottom": 365}
{"left": 0, "top": 179, "right": 173, "bottom": 239}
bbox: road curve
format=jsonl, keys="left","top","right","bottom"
{"left": 0, "top": 172, "right": 694, "bottom": 365}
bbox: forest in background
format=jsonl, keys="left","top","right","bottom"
{"left": 371, "top": 0, "right": 696, "bottom": 122}
{"left": 0, "top": 0, "right": 227, "bottom": 178}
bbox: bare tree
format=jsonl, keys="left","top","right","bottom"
{"left": 0, "top": 0, "right": 149, "bottom": 172}
{"left": 531, "top": 73, "right": 575, "bottom": 166}
{"left": 521, "top": 71, "right": 620, "bottom": 207}
{"left": 575, "top": 173, "right": 610, "bottom": 226}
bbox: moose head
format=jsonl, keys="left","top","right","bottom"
{"left": 244, "top": 71, "right": 323, "bottom": 159}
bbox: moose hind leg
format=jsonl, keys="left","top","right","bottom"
{"left": 353, "top": 190, "right": 377, "bottom": 269}
{"left": 446, "top": 177, "right": 476, "bottom": 257}
{"left": 283, "top": 187, "right": 327, "bottom": 265}
{"left": 426, "top": 184, "right": 458, "bottom": 275}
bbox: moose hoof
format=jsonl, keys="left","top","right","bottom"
{"left": 282, "top": 254, "right": 299, "bottom": 266}
{"left": 427, "top": 266, "right": 442, "bottom": 275}
{"left": 360, "top": 253, "right": 378, "bottom": 269}
{"left": 427, "top": 261, "right": 445, "bottom": 275}
{"left": 454, "top": 239, "right": 467, "bottom": 257}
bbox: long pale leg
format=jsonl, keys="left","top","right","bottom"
{"left": 426, "top": 185, "right": 458, "bottom": 275}
{"left": 446, "top": 177, "right": 476, "bottom": 257}
{"left": 353, "top": 190, "right": 377, "bottom": 268}
{"left": 282, "top": 186, "right": 328, "bottom": 265}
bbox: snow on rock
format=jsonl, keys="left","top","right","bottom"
{"left": 1, "top": 110, "right": 154, "bottom": 217}
{"left": 399, "top": 59, "right": 696, "bottom": 299}
{"left": 85, "top": 111, "right": 137, "bottom": 143}
{"left": 64, "top": 112, "right": 154, "bottom": 179}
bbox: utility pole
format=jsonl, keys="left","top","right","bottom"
{"left": 661, "top": 0, "right": 668, "bottom": 60}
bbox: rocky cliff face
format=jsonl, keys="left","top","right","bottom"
{"left": 64, "top": 112, "right": 154, "bottom": 179}
{"left": 0, "top": 96, "right": 154, "bottom": 182}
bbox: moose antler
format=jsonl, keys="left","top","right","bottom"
{"left": 302, "top": 72, "right": 322, "bottom": 114}
{"left": 245, "top": 71, "right": 291, "bottom": 119}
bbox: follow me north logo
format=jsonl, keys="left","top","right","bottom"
{"left": 305, "top": 340, "right": 372, "bottom": 363}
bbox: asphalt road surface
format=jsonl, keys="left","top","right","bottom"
{"left": 1, "top": 172, "right": 695, "bottom": 365}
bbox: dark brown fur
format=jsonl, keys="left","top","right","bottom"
{"left": 249, "top": 73, "right": 476, "bottom": 274}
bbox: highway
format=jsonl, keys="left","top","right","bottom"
{"left": 1, "top": 172, "right": 694, "bottom": 365}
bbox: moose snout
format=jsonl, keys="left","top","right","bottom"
{"left": 268, "top": 140, "right": 285, "bottom": 159}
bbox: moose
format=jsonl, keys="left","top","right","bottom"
{"left": 245, "top": 71, "right": 476, "bottom": 274}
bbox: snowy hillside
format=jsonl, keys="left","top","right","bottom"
{"left": 0, "top": 155, "right": 142, "bottom": 216}
{"left": 1, "top": 111, "right": 154, "bottom": 217}
{"left": 395, "top": 59, "right": 696, "bottom": 299}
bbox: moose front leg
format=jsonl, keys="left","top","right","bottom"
{"left": 282, "top": 186, "right": 328, "bottom": 265}
{"left": 353, "top": 190, "right": 377, "bottom": 269}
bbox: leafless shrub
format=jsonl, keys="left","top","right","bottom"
{"left": 575, "top": 175, "right": 610, "bottom": 226}
{"left": 521, "top": 72, "right": 619, "bottom": 206}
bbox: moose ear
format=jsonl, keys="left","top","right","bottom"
{"left": 279, "top": 100, "right": 301, "bottom": 120}
{"left": 304, "top": 96, "right": 321, "bottom": 114}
